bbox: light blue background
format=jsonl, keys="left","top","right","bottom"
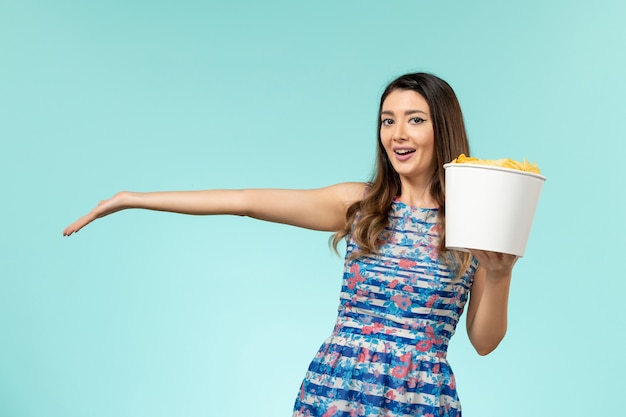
{"left": 2, "top": 1, "right": 625, "bottom": 416}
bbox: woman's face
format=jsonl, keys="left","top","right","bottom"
{"left": 380, "top": 89, "right": 435, "bottom": 182}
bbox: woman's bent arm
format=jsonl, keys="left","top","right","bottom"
{"left": 63, "top": 182, "right": 367, "bottom": 236}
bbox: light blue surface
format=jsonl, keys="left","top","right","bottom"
{"left": 1, "top": 1, "right": 625, "bottom": 416}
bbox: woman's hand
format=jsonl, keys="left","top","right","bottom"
{"left": 469, "top": 249, "right": 518, "bottom": 279}
{"left": 63, "top": 192, "right": 131, "bottom": 236}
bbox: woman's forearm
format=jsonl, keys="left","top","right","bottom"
{"left": 466, "top": 269, "right": 513, "bottom": 355}
{"left": 123, "top": 190, "right": 247, "bottom": 215}
{"left": 63, "top": 189, "right": 247, "bottom": 236}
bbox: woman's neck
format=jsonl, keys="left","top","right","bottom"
{"left": 398, "top": 176, "right": 437, "bottom": 208}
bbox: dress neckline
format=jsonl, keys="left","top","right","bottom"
{"left": 392, "top": 197, "right": 439, "bottom": 212}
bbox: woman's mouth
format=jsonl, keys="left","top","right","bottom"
{"left": 394, "top": 148, "right": 416, "bottom": 161}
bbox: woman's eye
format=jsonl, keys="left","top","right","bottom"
{"left": 381, "top": 118, "right": 394, "bottom": 126}
{"left": 410, "top": 117, "right": 425, "bottom": 124}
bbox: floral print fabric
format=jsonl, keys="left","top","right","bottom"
{"left": 293, "top": 200, "right": 477, "bottom": 417}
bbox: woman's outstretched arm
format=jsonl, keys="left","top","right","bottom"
{"left": 464, "top": 250, "right": 518, "bottom": 355}
{"left": 63, "top": 182, "right": 367, "bottom": 236}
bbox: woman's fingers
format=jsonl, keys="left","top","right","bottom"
{"left": 63, "top": 212, "right": 95, "bottom": 236}
{"left": 469, "top": 249, "right": 518, "bottom": 271}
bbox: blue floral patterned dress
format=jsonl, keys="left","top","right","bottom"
{"left": 293, "top": 199, "right": 477, "bottom": 417}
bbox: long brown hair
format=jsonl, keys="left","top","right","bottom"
{"left": 332, "top": 73, "right": 471, "bottom": 271}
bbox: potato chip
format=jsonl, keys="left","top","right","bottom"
{"left": 450, "top": 154, "right": 540, "bottom": 174}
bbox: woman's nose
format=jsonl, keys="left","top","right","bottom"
{"left": 392, "top": 123, "right": 407, "bottom": 141}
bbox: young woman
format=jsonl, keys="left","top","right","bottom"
{"left": 64, "top": 73, "right": 517, "bottom": 417}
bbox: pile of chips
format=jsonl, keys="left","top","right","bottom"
{"left": 450, "top": 154, "right": 541, "bottom": 174}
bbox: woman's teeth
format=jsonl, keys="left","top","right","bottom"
{"left": 395, "top": 149, "right": 415, "bottom": 155}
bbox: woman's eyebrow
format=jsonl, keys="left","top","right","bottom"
{"left": 405, "top": 109, "right": 428, "bottom": 116}
{"left": 380, "top": 110, "right": 428, "bottom": 116}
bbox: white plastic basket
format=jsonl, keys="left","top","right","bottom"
{"left": 443, "top": 163, "right": 546, "bottom": 257}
